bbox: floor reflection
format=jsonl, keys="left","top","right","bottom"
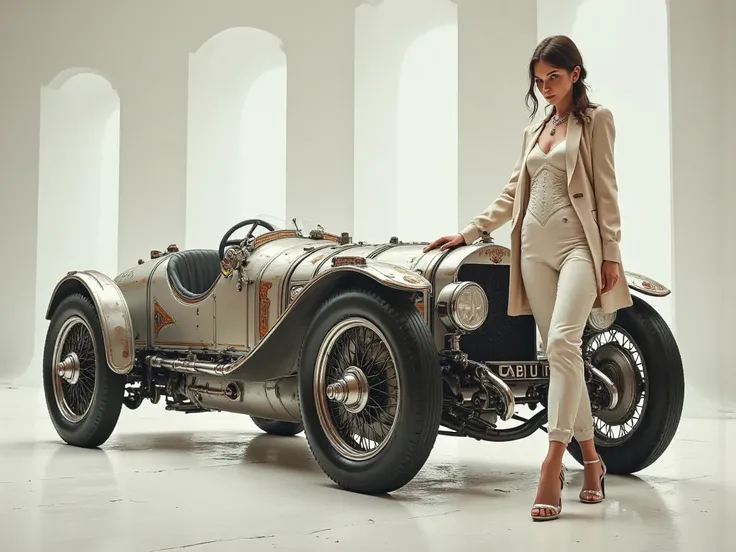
{"left": 0, "top": 387, "right": 734, "bottom": 551}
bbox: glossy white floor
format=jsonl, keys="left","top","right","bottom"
{"left": 1, "top": 385, "right": 733, "bottom": 552}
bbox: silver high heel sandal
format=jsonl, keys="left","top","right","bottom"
{"left": 531, "top": 468, "right": 566, "bottom": 522}
{"left": 579, "top": 455, "right": 607, "bottom": 504}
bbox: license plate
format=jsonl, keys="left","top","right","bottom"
{"left": 485, "top": 361, "right": 550, "bottom": 381}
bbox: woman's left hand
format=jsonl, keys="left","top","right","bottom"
{"left": 601, "top": 260, "right": 619, "bottom": 294}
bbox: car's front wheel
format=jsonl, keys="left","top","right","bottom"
{"left": 299, "top": 286, "right": 442, "bottom": 495}
{"left": 43, "top": 294, "right": 126, "bottom": 448}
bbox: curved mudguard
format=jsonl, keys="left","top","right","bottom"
{"left": 624, "top": 271, "right": 670, "bottom": 297}
{"left": 46, "top": 270, "right": 135, "bottom": 375}
{"left": 326, "top": 256, "right": 431, "bottom": 291}
{"left": 225, "top": 259, "right": 430, "bottom": 382}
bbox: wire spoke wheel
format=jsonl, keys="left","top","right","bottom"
{"left": 584, "top": 325, "right": 648, "bottom": 446}
{"left": 43, "top": 294, "right": 126, "bottom": 448}
{"left": 300, "top": 287, "right": 442, "bottom": 494}
{"left": 315, "top": 317, "right": 400, "bottom": 461}
{"left": 52, "top": 316, "right": 97, "bottom": 423}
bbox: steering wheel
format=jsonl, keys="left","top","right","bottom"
{"left": 218, "top": 218, "right": 277, "bottom": 260}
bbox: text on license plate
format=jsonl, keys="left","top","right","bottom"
{"left": 486, "top": 362, "right": 550, "bottom": 380}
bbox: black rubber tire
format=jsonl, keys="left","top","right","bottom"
{"left": 568, "top": 296, "right": 685, "bottom": 474}
{"left": 251, "top": 416, "right": 304, "bottom": 436}
{"left": 43, "top": 294, "right": 126, "bottom": 448}
{"left": 299, "top": 287, "right": 443, "bottom": 495}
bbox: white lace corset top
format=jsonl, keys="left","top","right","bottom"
{"left": 525, "top": 140, "right": 571, "bottom": 225}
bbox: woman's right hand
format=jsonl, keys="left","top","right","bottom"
{"left": 423, "top": 233, "right": 465, "bottom": 253}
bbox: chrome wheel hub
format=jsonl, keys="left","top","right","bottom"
{"left": 325, "top": 366, "right": 370, "bottom": 414}
{"left": 57, "top": 352, "right": 81, "bottom": 385}
{"left": 584, "top": 326, "right": 648, "bottom": 445}
{"left": 52, "top": 316, "right": 97, "bottom": 423}
{"left": 314, "top": 317, "right": 400, "bottom": 461}
{"left": 593, "top": 344, "right": 638, "bottom": 424}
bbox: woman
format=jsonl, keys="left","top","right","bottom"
{"left": 424, "top": 35, "right": 633, "bottom": 521}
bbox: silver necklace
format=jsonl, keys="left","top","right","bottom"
{"left": 550, "top": 113, "right": 569, "bottom": 136}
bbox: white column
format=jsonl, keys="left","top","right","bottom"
{"left": 283, "top": 16, "right": 356, "bottom": 236}
{"left": 116, "top": 56, "right": 189, "bottom": 270}
{"left": 723, "top": 0, "right": 736, "bottom": 415}
{"left": 354, "top": 0, "right": 400, "bottom": 242}
{"left": 455, "top": 0, "right": 538, "bottom": 247}
{"left": 0, "top": 76, "right": 41, "bottom": 382}
{"left": 668, "top": 0, "right": 732, "bottom": 416}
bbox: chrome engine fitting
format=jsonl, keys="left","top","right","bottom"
{"left": 586, "top": 362, "right": 620, "bottom": 411}
{"left": 470, "top": 360, "right": 516, "bottom": 422}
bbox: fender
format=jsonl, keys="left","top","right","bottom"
{"left": 326, "top": 256, "right": 431, "bottom": 291}
{"left": 624, "top": 271, "right": 671, "bottom": 297}
{"left": 45, "top": 270, "right": 135, "bottom": 375}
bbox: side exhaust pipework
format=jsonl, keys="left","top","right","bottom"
{"left": 146, "top": 355, "right": 301, "bottom": 422}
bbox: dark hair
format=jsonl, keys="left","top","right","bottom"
{"left": 525, "top": 35, "right": 596, "bottom": 124}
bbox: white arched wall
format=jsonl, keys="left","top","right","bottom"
{"left": 354, "top": 0, "right": 457, "bottom": 244}
{"left": 26, "top": 69, "right": 121, "bottom": 385}
{"left": 239, "top": 66, "right": 287, "bottom": 226}
{"left": 186, "top": 27, "right": 287, "bottom": 249}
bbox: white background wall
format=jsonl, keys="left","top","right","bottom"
{"left": 0, "top": 0, "right": 733, "bottom": 418}
{"left": 667, "top": 0, "right": 734, "bottom": 417}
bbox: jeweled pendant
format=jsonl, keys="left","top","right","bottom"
{"left": 550, "top": 127, "right": 556, "bottom": 136}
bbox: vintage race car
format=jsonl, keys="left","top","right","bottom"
{"left": 42, "top": 217, "right": 684, "bottom": 494}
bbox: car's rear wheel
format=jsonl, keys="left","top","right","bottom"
{"left": 299, "top": 286, "right": 442, "bottom": 495}
{"left": 568, "top": 296, "right": 684, "bottom": 473}
{"left": 250, "top": 416, "right": 304, "bottom": 436}
{"left": 43, "top": 294, "right": 126, "bottom": 448}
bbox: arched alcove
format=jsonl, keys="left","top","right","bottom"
{"left": 186, "top": 27, "right": 287, "bottom": 249}
{"left": 238, "top": 66, "right": 287, "bottom": 221}
{"left": 28, "top": 69, "right": 121, "bottom": 384}
{"left": 354, "top": 0, "right": 457, "bottom": 243}
{"left": 396, "top": 24, "right": 458, "bottom": 242}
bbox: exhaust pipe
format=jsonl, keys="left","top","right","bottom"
{"left": 146, "top": 354, "right": 301, "bottom": 423}
{"left": 146, "top": 354, "right": 231, "bottom": 376}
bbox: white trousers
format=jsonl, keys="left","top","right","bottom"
{"left": 520, "top": 205, "right": 598, "bottom": 444}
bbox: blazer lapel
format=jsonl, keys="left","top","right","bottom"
{"left": 565, "top": 116, "right": 582, "bottom": 186}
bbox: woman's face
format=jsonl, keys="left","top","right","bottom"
{"left": 533, "top": 60, "right": 579, "bottom": 106}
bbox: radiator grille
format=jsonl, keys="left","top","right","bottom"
{"left": 457, "top": 264, "right": 538, "bottom": 362}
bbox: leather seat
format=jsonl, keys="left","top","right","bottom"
{"left": 166, "top": 249, "right": 222, "bottom": 299}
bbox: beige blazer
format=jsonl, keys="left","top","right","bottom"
{"left": 460, "top": 105, "right": 633, "bottom": 316}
